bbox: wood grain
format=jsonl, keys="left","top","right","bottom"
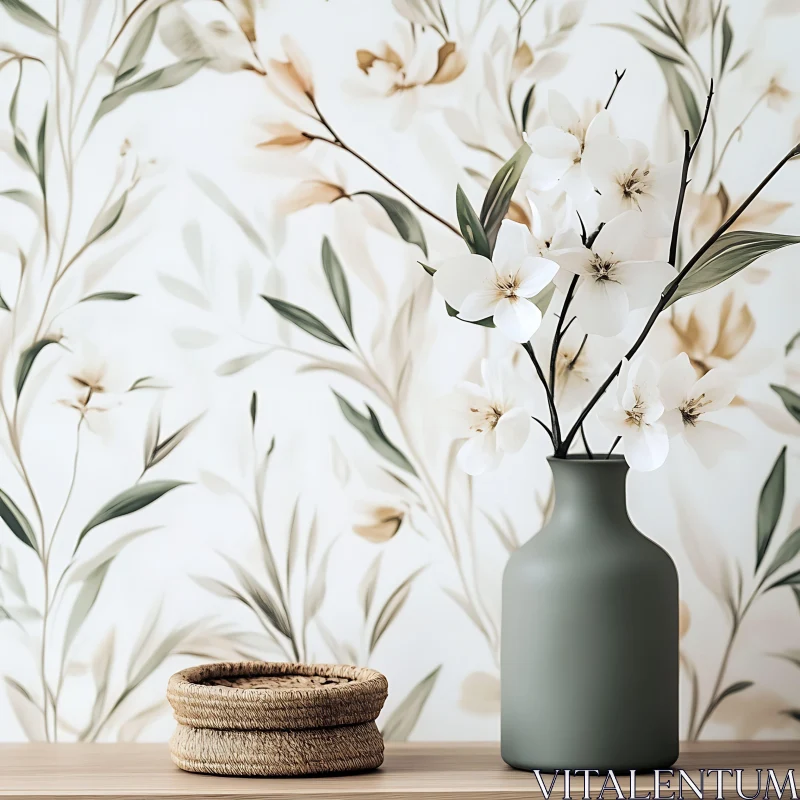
{"left": 0, "top": 741, "right": 797, "bottom": 799}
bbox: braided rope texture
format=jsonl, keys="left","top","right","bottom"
{"left": 167, "top": 661, "right": 389, "bottom": 777}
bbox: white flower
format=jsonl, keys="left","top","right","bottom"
{"left": 525, "top": 90, "right": 613, "bottom": 199}
{"left": 552, "top": 211, "right": 676, "bottom": 337}
{"left": 598, "top": 356, "right": 669, "bottom": 472}
{"left": 447, "top": 359, "right": 531, "bottom": 475}
{"left": 583, "top": 136, "right": 681, "bottom": 237}
{"left": 433, "top": 219, "right": 559, "bottom": 342}
{"left": 526, "top": 191, "right": 582, "bottom": 252}
{"left": 659, "top": 353, "right": 740, "bottom": 468}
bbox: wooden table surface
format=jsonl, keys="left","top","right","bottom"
{"left": 0, "top": 741, "right": 797, "bottom": 799}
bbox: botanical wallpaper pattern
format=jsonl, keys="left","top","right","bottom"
{"left": 0, "top": 0, "right": 799, "bottom": 743}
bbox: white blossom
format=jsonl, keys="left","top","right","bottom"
{"left": 583, "top": 136, "right": 681, "bottom": 237}
{"left": 659, "top": 353, "right": 740, "bottom": 467}
{"left": 525, "top": 90, "right": 613, "bottom": 200}
{"left": 447, "top": 359, "right": 531, "bottom": 476}
{"left": 552, "top": 211, "right": 676, "bottom": 337}
{"left": 433, "top": 219, "right": 559, "bottom": 342}
{"left": 598, "top": 356, "right": 669, "bottom": 471}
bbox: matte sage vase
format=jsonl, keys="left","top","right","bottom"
{"left": 501, "top": 456, "right": 679, "bottom": 771}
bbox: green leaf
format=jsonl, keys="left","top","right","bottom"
{"left": 419, "top": 261, "right": 436, "bottom": 277}
{"left": 115, "top": 8, "right": 160, "bottom": 87}
{"left": 532, "top": 283, "right": 556, "bottom": 315}
{"left": 768, "top": 569, "right": 800, "bottom": 591}
{"left": 720, "top": 8, "right": 733, "bottom": 74}
{"left": 520, "top": 84, "right": 535, "bottom": 133}
{"left": 455, "top": 185, "right": 490, "bottom": 258}
{"left": 75, "top": 480, "right": 187, "bottom": 553}
{"left": 361, "top": 192, "right": 428, "bottom": 256}
{"left": 479, "top": 144, "right": 531, "bottom": 252}
{"left": 249, "top": 392, "right": 258, "bottom": 428}
{"left": 0, "top": 189, "right": 40, "bottom": 216}
{"left": 771, "top": 384, "right": 800, "bottom": 425}
{"left": 600, "top": 23, "right": 683, "bottom": 64}
{"left": 91, "top": 59, "right": 209, "bottom": 129}
{"left": 79, "top": 291, "right": 138, "bottom": 303}
{"left": 145, "top": 416, "right": 201, "bottom": 471}
{"left": 87, "top": 191, "right": 128, "bottom": 245}
{"left": 334, "top": 392, "right": 416, "bottom": 475}
{"left": 9, "top": 63, "right": 34, "bottom": 174}
{"left": 63, "top": 559, "right": 112, "bottom": 657}
{"left": 321, "top": 237, "right": 354, "bottom": 337}
{"left": 0, "top": 0, "right": 56, "bottom": 36}
{"left": 786, "top": 332, "right": 800, "bottom": 355}
{"left": 381, "top": 665, "right": 441, "bottom": 741}
{"left": 756, "top": 447, "right": 786, "bottom": 573}
{"left": 0, "top": 488, "right": 37, "bottom": 554}
{"left": 15, "top": 337, "right": 60, "bottom": 398}
{"left": 36, "top": 104, "right": 47, "bottom": 193}
{"left": 706, "top": 680, "right": 753, "bottom": 719}
{"left": 370, "top": 568, "right": 424, "bottom": 653}
{"left": 0, "top": 291, "right": 8, "bottom": 311}
{"left": 668, "top": 232, "right": 800, "bottom": 307}
{"left": 649, "top": 50, "right": 701, "bottom": 138}
{"left": 763, "top": 528, "right": 800, "bottom": 583}
{"left": 261, "top": 295, "right": 348, "bottom": 349}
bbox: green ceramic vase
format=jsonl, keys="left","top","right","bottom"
{"left": 501, "top": 456, "right": 679, "bottom": 771}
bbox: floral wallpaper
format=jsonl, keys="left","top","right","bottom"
{"left": 0, "top": 0, "right": 799, "bottom": 744}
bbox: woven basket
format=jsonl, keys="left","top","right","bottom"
{"left": 167, "top": 661, "right": 389, "bottom": 777}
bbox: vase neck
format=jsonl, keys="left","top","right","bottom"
{"left": 547, "top": 457, "right": 631, "bottom": 533}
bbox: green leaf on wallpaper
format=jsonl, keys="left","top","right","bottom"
{"left": 9, "top": 64, "right": 34, "bottom": 175}
{"left": 370, "top": 567, "right": 424, "bottom": 653}
{"left": 668, "top": 232, "right": 800, "bottom": 307}
{"left": 321, "top": 237, "right": 354, "bottom": 338}
{"left": 0, "top": 290, "right": 8, "bottom": 311}
{"left": 145, "top": 415, "right": 202, "bottom": 471}
{"left": 600, "top": 24, "right": 683, "bottom": 65}
{"left": 520, "top": 83, "right": 535, "bottom": 132}
{"left": 479, "top": 144, "right": 531, "bottom": 252}
{"left": 79, "top": 291, "right": 138, "bottom": 302}
{"left": 250, "top": 392, "right": 258, "bottom": 427}
{"left": 381, "top": 664, "right": 442, "bottom": 742}
{"left": 0, "top": 189, "right": 40, "bottom": 216}
{"left": 0, "top": 0, "right": 56, "bottom": 36}
{"left": 0, "top": 488, "right": 38, "bottom": 554}
{"left": 455, "top": 185, "right": 490, "bottom": 258}
{"left": 334, "top": 392, "right": 417, "bottom": 476}
{"left": 756, "top": 446, "right": 786, "bottom": 573}
{"left": 87, "top": 191, "right": 128, "bottom": 245}
{"left": 360, "top": 191, "right": 428, "bottom": 257}
{"left": 720, "top": 8, "right": 734, "bottom": 74}
{"left": 648, "top": 50, "right": 701, "bottom": 138}
{"left": 15, "top": 336, "right": 61, "bottom": 398}
{"left": 62, "top": 558, "right": 113, "bottom": 657}
{"left": 36, "top": 104, "right": 47, "bottom": 194}
{"left": 114, "top": 7, "right": 160, "bottom": 87}
{"left": 766, "top": 568, "right": 800, "bottom": 591}
{"left": 359, "top": 553, "right": 383, "bottom": 621}
{"left": 771, "top": 384, "right": 800, "bottom": 424}
{"left": 763, "top": 528, "right": 800, "bottom": 584}
{"left": 261, "top": 295, "right": 349, "bottom": 349}
{"left": 91, "top": 58, "right": 209, "bottom": 130}
{"left": 706, "top": 680, "right": 754, "bottom": 719}
{"left": 75, "top": 480, "right": 188, "bottom": 553}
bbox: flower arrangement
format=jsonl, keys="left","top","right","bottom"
{"left": 426, "top": 77, "right": 799, "bottom": 474}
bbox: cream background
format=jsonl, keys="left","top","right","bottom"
{"left": 0, "top": 0, "right": 798, "bottom": 742}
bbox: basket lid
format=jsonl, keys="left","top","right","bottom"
{"left": 167, "top": 661, "right": 388, "bottom": 731}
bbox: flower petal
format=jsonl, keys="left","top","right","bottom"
{"left": 571, "top": 278, "right": 629, "bottom": 337}
{"left": 592, "top": 210, "right": 645, "bottom": 263}
{"left": 560, "top": 162, "right": 594, "bottom": 200}
{"left": 548, "top": 89, "right": 580, "bottom": 132}
{"left": 457, "top": 432, "right": 501, "bottom": 475}
{"left": 597, "top": 404, "right": 629, "bottom": 437}
{"left": 493, "top": 296, "right": 543, "bottom": 342}
{"left": 553, "top": 247, "right": 593, "bottom": 276}
{"left": 684, "top": 419, "right": 744, "bottom": 468}
{"left": 433, "top": 254, "right": 494, "bottom": 309}
{"left": 458, "top": 288, "right": 499, "bottom": 321}
{"left": 615, "top": 259, "right": 675, "bottom": 308}
{"left": 585, "top": 108, "right": 613, "bottom": 141}
{"left": 659, "top": 353, "right": 696, "bottom": 410}
{"left": 527, "top": 126, "right": 579, "bottom": 160}
{"left": 623, "top": 423, "right": 669, "bottom": 471}
{"left": 493, "top": 219, "right": 535, "bottom": 271}
{"left": 692, "top": 367, "right": 737, "bottom": 413}
{"left": 516, "top": 256, "right": 559, "bottom": 297}
{"left": 583, "top": 135, "right": 630, "bottom": 192}
{"left": 495, "top": 407, "right": 531, "bottom": 453}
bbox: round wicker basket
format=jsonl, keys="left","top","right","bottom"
{"left": 167, "top": 661, "right": 389, "bottom": 777}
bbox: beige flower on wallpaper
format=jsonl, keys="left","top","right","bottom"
{"left": 350, "top": 26, "right": 465, "bottom": 128}
{"left": 267, "top": 35, "right": 315, "bottom": 114}
{"left": 353, "top": 505, "right": 405, "bottom": 543}
{"left": 670, "top": 0, "right": 712, "bottom": 41}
